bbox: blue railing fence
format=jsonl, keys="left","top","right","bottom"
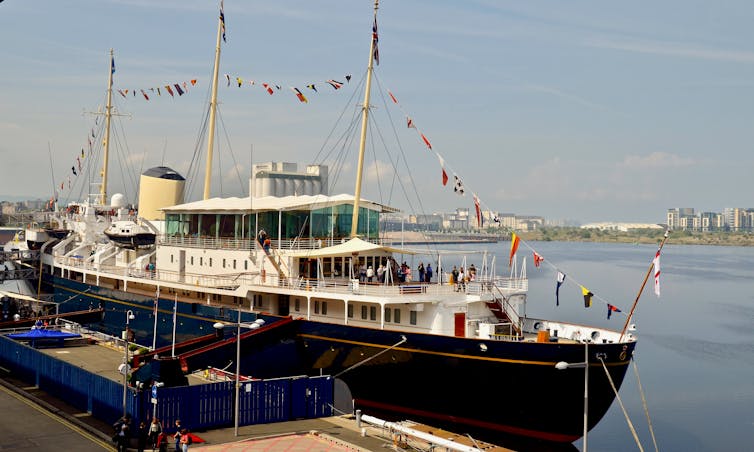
{"left": 0, "top": 336, "right": 333, "bottom": 432}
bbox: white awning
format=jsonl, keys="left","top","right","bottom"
{"left": 0, "top": 290, "right": 44, "bottom": 303}
{"left": 162, "top": 193, "right": 399, "bottom": 214}
{"left": 288, "top": 237, "right": 416, "bottom": 258}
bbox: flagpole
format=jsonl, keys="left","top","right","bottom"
{"left": 620, "top": 230, "right": 669, "bottom": 341}
{"left": 152, "top": 287, "right": 160, "bottom": 350}
{"left": 203, "top": 0, "right": 225, "bottom": 200}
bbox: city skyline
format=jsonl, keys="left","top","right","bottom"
{"left": 1, "top": 1, "right": 753, "bottom": 223}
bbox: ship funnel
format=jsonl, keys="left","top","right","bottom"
{"left": 137, "top": 166, "right": 185, "bottom": 221}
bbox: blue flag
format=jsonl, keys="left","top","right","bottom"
{"left": 111, "top": 56, "right": 115, "bottom": 74}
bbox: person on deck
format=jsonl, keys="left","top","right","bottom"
{"left": 425, "top": 264, "right": 433, "bottom": 283}
{"left": 417, "top": 262, "right": 425, "bottom": 283}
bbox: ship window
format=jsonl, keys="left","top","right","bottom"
{"left": 200, "top": 257, "right": 203, "bottom": 266}
{"left": 190, "top": 256, "right": 194, "bottom": 265}
{"left": 394, "top": 308, "right": 401, "bottom": 324}
{"left": 223, "top": 259, "right": 226, "bottom": 268}
{"left": 314, "top": 300, "right": 320, "bottom": 314}
{"left": 370, "top": 306, "right": 377, "bottom": 321}
{"left": 348, "top": 304, "right": 353, "bottom": 318}
{"left": 361, "top": 305, "right": 367, "bottom": 319}
{"left": 233, "top": 260, "right": 237, "bottom": 270}
{"left": 384, "top": 308, "right": 391, "bottom": 323}
{"left": 171, "top": 254, "right": 174, "bottom": 264}
{"left": 322, "top": 302, "right": 328, "bottom": 315}
{"left": 410, "top": 310, "right": 417, "bottom": 325}
{"left": 209, "top": 258, "right": 213, "bottom": 267}
{"left": 294, "top": 299, "right": 300, "bottom": 312}
{"left": 244, "top": 260, "right": 248, "bottom": 271}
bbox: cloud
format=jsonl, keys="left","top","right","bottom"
{"left": 586, "top": 37, "right": 754, "bottom": 64}
{"left": 619, "top": 152, "right": 696, "bottom": 169}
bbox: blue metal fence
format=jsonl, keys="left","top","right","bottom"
{"left": 0, "top": 336, "right": 333, "bottom": 432}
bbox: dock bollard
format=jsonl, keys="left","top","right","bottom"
{"left": 356, "top": 409, "right": 361, "bottom": 428}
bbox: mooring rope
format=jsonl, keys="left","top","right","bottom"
{"left": 599, "top": 357, "right": 644, "bottom": 451}
{"left": 633, "top": 357, "right": 659, "bottom": 452}
{"left": 334, "top": 335, "right": 407, "bottom": 378}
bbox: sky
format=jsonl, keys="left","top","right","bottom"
{"left": 1, "top": 0, "right": 753, "bottom": 223}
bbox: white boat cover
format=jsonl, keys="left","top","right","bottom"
{"left": 287, "top": 237, "right": 415, "bottom": 258}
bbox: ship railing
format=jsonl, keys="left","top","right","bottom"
{"left": 159, "top": 234, "right": 386, "bottom": 251}
{"left": 266, "top": 276, "right": 465, "bottom": 298}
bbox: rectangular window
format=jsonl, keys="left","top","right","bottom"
{"left": 294, "top": 299, "right": 300, "bottom": 312}
{"left": 348, "top": 304, "right": 354, "bottom": 318}
{"left": 190, "top": 256, "right": 194, "bottom": 265}
{"left": 369, "top": 306, "right": 377, "bottom": 321}
{"left": 209, "top": 258, "right": 213, "bottom": 267}
{"left": 200, "top": 257, "right": 203, "bottom": 266}
{"left": 314, "top": 300, "right": 320, "bottom": 314}
{"left": 410, "top": 310, "right": 417, "bottom": 325}
{"left": 171, "top": 254, "right": 174, "bottom": 264}
{"left": 361, "top": 305, "right": 367, "bottom": 320}
{"left": 244, "top": 261, "right": 248, "bottom": 271}
{"left": 322, "top": 301, "right": 328, "bottom": 315}
{"left": 223, "top": 259, "right": 226, "bottom": 268}
{"left": 384, "top": 307, "right": 391, "bottom": 323}
{"left": 233, "top": 260, "right": 237, "bottom": 270}
{"left": 394, "top": 308, "right": 401, "bottom": 324}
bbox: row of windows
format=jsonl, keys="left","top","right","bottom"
{"left": 293, "top": 299, "right": 417, "bottom": 325}
{"left": 170, "top": 254, "right": 249, "bottom": 271}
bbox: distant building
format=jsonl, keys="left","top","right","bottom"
{"left": 581, "top": 222, "right": 663, "bottom": 232}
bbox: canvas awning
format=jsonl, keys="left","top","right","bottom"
{"left": 0, "top": 290, "right": 43, "bottom": 303}
{"left": 288, "top": 237, "right": 416, "bottom": 259}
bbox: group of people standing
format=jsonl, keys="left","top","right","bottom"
{"left": 357, "top": 260, "right": 434, "bottom": 284}
{"left": 113, "top": 415, "right": 192, "bottom": 452}
{"left": 450, "top": 264, "right": 477, "bottom": 292}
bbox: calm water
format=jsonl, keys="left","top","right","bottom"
{"left": 409, "top": 240, "right": 754, "bottom": 451}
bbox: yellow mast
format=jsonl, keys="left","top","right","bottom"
{"left": 350, "top": 0, "right": 379, "bottom": 238}
{"left": 203, "top": 2, "right": 224, "bottom": 200}
{"left": 100, "top": 48, "right": 115, "bottom": 205}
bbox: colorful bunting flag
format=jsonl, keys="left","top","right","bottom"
{"left": 174, "top": 84, "right": 184, "bottom": 95}
{"left": 372, "top": 17, "right": 379, "bottom": 65}
{"left": 345, "top": 74, "right": 352, "bottom": 83}
{"left": 76, "top": 157, "right": 81, "bottom": 172}
{"left": 407, "top": 117, "right": 415, "bottom": 129}
{"left": 220, "top": 0, "right": 227, "bottom": 42}
{"left": 306, "top": 84, "right": 317, "bottom": 92}
{"left": 292, "top": 87, "right": 308, "bottom": 103}
{"left": 421, "top": 133, "right": 432, "bottom": 150}
{"left": 236, "top": 77, "right": 243, "bottom": 87}
{"left": 453, "top": 175, "right": 464, "bottom": 195}
{"left": 473, "top": 194, "right": 482, "bottom": 228}
{"left": 81, "top": 148, "right": 85, "bottom": 159}
{"left": 509, "top": 232, "right": 520, "bottom": 266}
{"left": 653, "top": 249, "right": 661, "bottom": 297}
{"left": 262, "top": 83, "right": 274, "bottom": 95}
{"left": 533, "top": 252, "right": 544, "bottom": 268}
{"left": 191, "top": 79, "right": 197, "bottom": 86}
{"left": 438, "top": 155, "right": 448, "bottom": 186}
{"left": 388, "top": 91, "right": 398, "bottom": 104}
{"left": 118, "top": 89, "right": 126, "bottom": 98}
{"left": 326, "top": 80, "right": 343, "bottom": 90}
{"left": 111, "top": 56, "right": 115, "bottom": 74}
{"left": 607, "top": 304, "right": 622, "bottom": 319}
{"left": 225, "top": 74, "right": 231, "bottom": 87}
{"left": 141, "top": 89, "right": 149, "bottom": 100}
{"left": 581, "top": 286, "right": 593, "bottom": 308}
{"left": 556, "top": 271, "right": 566, "bottom": 306}
{"left": 165, "top": 85, "right": 174, "bottom": 97}
{"left": 71, "top": 166, "right": 77, "bottom": 176}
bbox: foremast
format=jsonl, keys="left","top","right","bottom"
{"left": 350, "top": 0, "right": 380, "bottom": 238}
{"left": 203, "top": 1, "right": 225, "bottom": 200}
{"left": 100, "top": 48, "right": 115, "bottom": 205}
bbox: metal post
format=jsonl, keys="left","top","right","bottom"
{"left": 171, "top": 294, "right": 177, "bottom": 357}
{"left": 122, "top": 310, "right": 134, "bottom": 418}
{"left": 583, "top": 340, "right": 589, "bottom": 452}
{"left": 234, "top": 301, "right": 241, "bottom": 436}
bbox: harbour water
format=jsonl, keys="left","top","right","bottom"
{"left": 426, "top": 240, "right": 754, "bottom": 451}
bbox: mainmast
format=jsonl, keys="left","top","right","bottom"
{"left": 203, "top": 1, "right": 224, "bottom": 200}
{"left": 350, "top": 0, "right": 379, "bottom": 238}
{"left": 100, "top": 48, "right": 115, "bottom": 205}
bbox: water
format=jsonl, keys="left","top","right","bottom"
{"left": 410, "top": 241, "right": 754, "bottom": 451}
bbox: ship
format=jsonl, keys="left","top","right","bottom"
{"left": 28, "top": 1, "right": 648, "bottom": 446}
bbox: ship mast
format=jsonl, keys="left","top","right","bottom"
{"left": 100, "top": 48, "right": 115, "bottom": 205}
{"left": 350, "top": 0, "right": 379, "bottom": 238}
{"left": 203, "top": 1, "right": 224, "bottom": 200}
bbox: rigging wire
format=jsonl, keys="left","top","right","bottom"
{"left": 598, "top": 356, "right": 645, "bottom": 451}
{"left": 632, "top": 357, "right": 659, "bottom": 452}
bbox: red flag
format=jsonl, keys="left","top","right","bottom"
{"left": 141, "top": 89, "right": 149, "bottom": 100}
{"left": 438, "top": 155, "right": 448, "bottom": 186}
{"left": 262, "top": 83, "right": 274, "bottom": 95}
{"left": 388, "top": 90, "right": 398, "bottom": 104}
{"left": 407, "top": 117, "right": 415, "bottom": 128}
{"left": 292, "top": 87, "right": 308, "bottom": 103}
{"left": 509, "top": 233, "right": 520, "bottom": 266}
{"left": 473, "top": 194, "right": 482, "bottom": 227}
{"left": 533, "top": 252, "right": 544, "bottom": 268}
{"left": 190, "top": 79, "right": 197, "bottom": 86}
{"left": 421, "top": 133, "right": 432, "bottom": 150}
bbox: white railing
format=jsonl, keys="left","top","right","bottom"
{"left": 56, "top": 256, "right": 528, "bottom": 300}
{"left": 159, "top": 235, "right": 387, "bottom": 251}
